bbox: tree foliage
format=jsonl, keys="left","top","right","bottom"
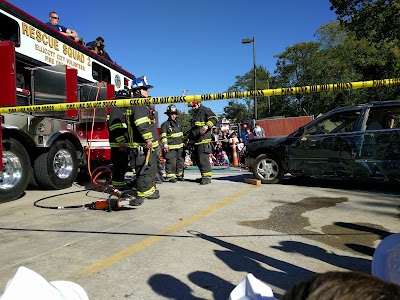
{"left": 226, "top": 66, "right": 276, "bottom": 120}
{"left": 224, "top": 1, "right": 400, "bottom": 122}
{"left": 176, "top": 110, "right": 192, "bottom": 137}
{"left": 329, "top": 0, "right": 400, "bottom": 98}
{"left": 222, "top": 101, "right": 249, "bottom": 122}
{"left": 330, "top": 0, "right": 400, "bottom": 43}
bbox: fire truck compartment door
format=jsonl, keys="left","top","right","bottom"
{"left": 31, "top": 65, "right": 77, "bottom": 118}
{"left": 0, "top": 41, "right": 17, "bottom": 107}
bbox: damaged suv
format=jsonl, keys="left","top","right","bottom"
{"left": 244, "top": 101, "right": 400, "bottom": 184}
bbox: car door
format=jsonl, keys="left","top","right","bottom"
{"left": 354, "top": 106, "right": 400, "bottom": 182}
{"left": 287, "top": 109, "right": 361, "bottom": 177}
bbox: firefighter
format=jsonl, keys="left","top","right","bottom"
{"left": 160, "top": 104, "right": 184, "bottom": 182}
{"left": 106, "top": 89, "right": 143, "bottom": 206}
{"left": 126, "top": 77, "right": 160, "bottom": 200}
{"left": 106, "top": 90, "right": 130, "bottom": 190}
{"left": 189, "top": 101, "right": 218, "bottom": 185}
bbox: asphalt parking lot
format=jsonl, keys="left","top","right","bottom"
{"left": 0, "top": 167, "right": 399, "bottom": 299}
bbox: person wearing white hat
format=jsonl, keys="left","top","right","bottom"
{"left": 127, "top": 77, "right": 160, "bottom": 201}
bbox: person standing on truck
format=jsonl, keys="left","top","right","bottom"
{"left": 126, "top": 77, "right": 160, "bottom": 201}
{"left": 160, "top": 105, "right": 185, "bottom": 183}
{"left": 189, "top": 101, "right": 218, "bottom": 185}
{"left": 45, "top": 12, "right": 81, "bottom": 43}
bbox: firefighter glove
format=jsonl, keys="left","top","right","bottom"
{"left": 145, "top": 140, "right": 153, "bottom": 150}
{"left": 199, "top": 125, "right": 208, "bottom": 135}
{"left": 119, "top": 143, "right": 127, "bottom": 152}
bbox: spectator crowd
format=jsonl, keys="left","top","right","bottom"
{"left": 183, "top": 122, "right": 266, "bottom": 168}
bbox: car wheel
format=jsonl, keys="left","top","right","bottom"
{"left": 0, "top": 138, "right": 31, "bottom": 203}
{"left": 252, "top": 154, "right": 283, "bottom": 184}
{"left": 33, "top": 140, "right": 78, "bottom": 189}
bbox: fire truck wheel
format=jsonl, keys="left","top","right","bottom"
{"left": 0, "top": 138, "right": 31, "bottom": 203}
{"left": 252, "top": 154, "right": 284, "bottom": 184}
{"left": 34, "top": 140, "right": 78, "bottom": 190}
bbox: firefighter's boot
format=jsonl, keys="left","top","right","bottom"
{"left": 200, "top": 177, "right": 211, "bottom": 185}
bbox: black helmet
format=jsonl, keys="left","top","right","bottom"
{"left": 115, "top": 89, "right": 131, "bottom": 99}
{"left": 165, "top": 104, "right": 178, "bottom": 115}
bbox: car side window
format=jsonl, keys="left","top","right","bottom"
{"left": 306, "top": 111, "right": 361, "bottom": 135}
{"left": 366, "top": 107, "right": 400, "bottom": 131}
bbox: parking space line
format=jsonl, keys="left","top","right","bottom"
{"left": 79, "top": 185, "right": 255, "bottom": 277}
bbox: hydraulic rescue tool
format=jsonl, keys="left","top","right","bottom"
{"left": 33, "top": 185, "right": 142, "bottom": 212}
{"left": 85, "top": 185, "right": 143, "bottom": 211}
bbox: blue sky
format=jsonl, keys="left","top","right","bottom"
{"left": 7, "top": 0, "right": 337, "bottom": 123}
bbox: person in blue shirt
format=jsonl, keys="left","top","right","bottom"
{"left": 45, "top": 12, "right": 80, "bottom": 43}
{"left": 240, "top": 123, "right": 248, "bottom": 144}
{"left": 245, "top": 128, "right": 254, "bottom": 144}
{"left": 86, "top": 37, "right": 113, "bottom": 62}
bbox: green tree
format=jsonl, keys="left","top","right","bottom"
{"left": 226, "top": 66, "right": 274, "bottom": 120}
{"left": 312, "top": 21, "right": 365, "bottom": 111}
{"left": 224, "top": 3, "right": 400, "bottom": 119}
{"left": 329, "top": 0, "right": 400, "bottom": 99}
{"left": 222, "top": 101, "right": 248, "bottom": 122}
{"left": 176, "top": 110, "right": 192, "bottom": 138}
{"left": 330, "top": 0, "right": 400, "bottom": 43}
{"left": 274, "top": 41, "right": 322, "bottom": 115}
{"left": 274, "top": 20, "right": 400, "bottom": 116}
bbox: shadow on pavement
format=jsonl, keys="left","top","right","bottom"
{"left": 334, "top": 222, "right": 392, "bottom": 256}
{"left": 188, "top": 231, "right": 315, "bottom": 298}
{"left": 148, "top": 274, "right": 204, "bottom": 300}
{"left": 272, "top": 241, "right": 371, "bottom": 273}
{"left": 188, "top": 271, "right": 236, "bottom": 300}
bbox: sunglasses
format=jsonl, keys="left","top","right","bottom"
{"left": 141, "top": 87, "right": 149, "bottom": 91}
{"left": 50, "top": 16, "right": 59, "bottom": 19}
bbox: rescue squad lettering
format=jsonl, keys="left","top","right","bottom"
{"left": 22, "top": 22, "right": 86, "bottom": 71}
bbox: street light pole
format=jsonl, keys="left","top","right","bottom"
{"left": 182, "top": 89, "right": 188, "bottom": 114}
{"left": 242, "top": 37, "right": 257, "bottom": 120}
{"left": 267, "top": 79, "right": 271, "bottom": 114}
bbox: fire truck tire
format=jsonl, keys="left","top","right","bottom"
{"left": 34, "top": 140, "right": 78, "bottom": 190}
{"left": 0, "top": 138, "right": 31, "bottom": 203}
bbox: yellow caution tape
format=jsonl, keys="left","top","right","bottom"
{"left": 1, "top": 78, "right": 400, "bottom": 114}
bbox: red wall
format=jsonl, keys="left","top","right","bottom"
{"left": 257, "top": 116, "right": 313, "bottom": 137}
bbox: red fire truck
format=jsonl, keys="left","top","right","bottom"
{"left": 0, "top": 1, "right": 136, "bottom": 202}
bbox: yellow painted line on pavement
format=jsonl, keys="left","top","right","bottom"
{"left": 79, "top": 185, "right": 255, "bottom": 277}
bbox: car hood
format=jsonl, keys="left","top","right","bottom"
{"left": 246, "top": 136, "right": 287, "bottom": 150}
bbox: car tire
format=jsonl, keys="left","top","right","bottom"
{"left": 0, "top": 138, "right": 31, "bottom": 203}
{"left": 33, "top": 140, "right": 78, "bottom": 189}
{"left": 252, "top": 154, "right": 284, "bottom": 184}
